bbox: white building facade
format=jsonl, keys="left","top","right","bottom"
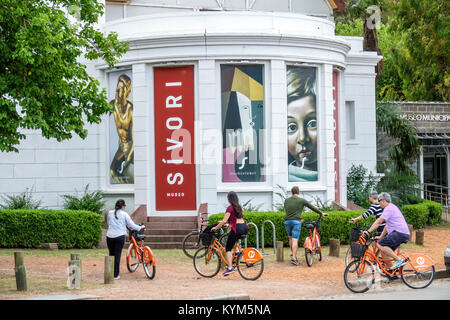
{"left": 0, "top": 1, "right": 381, "bottom": 216}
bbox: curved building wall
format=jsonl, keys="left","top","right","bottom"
{"left": 0, "top": 10, "right": 380, "bottom": 215}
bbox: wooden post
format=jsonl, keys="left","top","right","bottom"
{"left": 415, "top": 229, "right": 424, "bottom": 245}
{"left": 104, "top": 256, "right": 114, "bottom": 284}
{"left": 329, "top": 239, "right": 340, "bottom": 257}
{"left": 67, "top": 260, "right": 81, "bottom": 289}
{"left": 276, "top": 241, "right": 284, "bottom": 262}
{"left": 14, "top": 252, "right": 27, "bottom": 291}
{"left": 70, "top": 253, "right": 82, "bottom": 282}
{"left": 408, "top": 224, "right": 414, "bottom": 242}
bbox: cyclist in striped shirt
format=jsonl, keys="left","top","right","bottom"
{"left": 351, "top": 190, "right": 385, "bottom": 235}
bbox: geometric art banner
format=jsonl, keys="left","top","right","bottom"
{"left": 221, "top": 64, "right": 265, "bottom": 182}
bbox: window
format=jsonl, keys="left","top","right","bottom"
{"left": 346, "top": 101, "right": 356, "bottom": 141}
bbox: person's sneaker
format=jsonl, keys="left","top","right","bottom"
{"left": 114, "top": 276, "right": 120, "bottom": 280}
{"left": 222, "top": 267, "right": 235, "bottom": 276}
{"left": 291, "top": 258, "right": 300, "bottom": 266}
{"left": 391, "top": 259, "right": 407, "bottom": 270}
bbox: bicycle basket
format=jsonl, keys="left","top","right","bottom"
{"left": 199, "top": 231, "right": 213, "bottom": 246}
{"left": 350, "top": 228, "right": 363, "bottom": 242}
{"left": 350, "top": 242, "right": 366, "bottom": 259}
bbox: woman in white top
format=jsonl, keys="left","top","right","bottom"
{"left": 106, "top": 199, "right": 145, "bottom": 279}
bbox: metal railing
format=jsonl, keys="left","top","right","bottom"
{"left": 261, "top": 220, "right": 277, "bottom": 256}
{"left": 422, "top": 183, "right": 449, "bottom": 207}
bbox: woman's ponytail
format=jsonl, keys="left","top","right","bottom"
{"left": 227, "top": 191, "right": 243, "bottom": 218}
{"left": 114, "top": 199, "right": 126, "bottom": 220}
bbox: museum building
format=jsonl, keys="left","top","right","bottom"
{"left": 0, "top": 0, "right": 382, "bottom": 218}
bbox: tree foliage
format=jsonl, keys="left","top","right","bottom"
{"left": 0, "top": 0, "right": 129, "bottom": 152}
{"left": 376, "top": 102, "right": 421, "bottom": 173}
{"left": 335, "top": 0, "right": 449, "bottom": 102}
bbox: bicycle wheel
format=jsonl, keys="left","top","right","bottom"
{"left": 345, "top": 247, "right": 356, "bottom": 266}
{"left": 305, "top": 248, "right": 314, "bottom": 267}
{"left": 237, "top": 252, "right": 264, "bottom": 281}
{"left": 142, "top": 247, "right": 156, "bottom": 280}
{"left": 193, "top": 247, "right": 221, "bottom": 278}
{"left": 182, "top": 231, "right": 202, "bottom": 259}
{"left": 316, "top": 248, "right": 322, "bottom": 262}
{"left": 401, "top": 263, "right": 435, "bottom": 289}
{"left": 126, "top": 244, "right": 139, "bottom": 272}
{"left": 344, "top": 260, "right": 375, "bottom": 293}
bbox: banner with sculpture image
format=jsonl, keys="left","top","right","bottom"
{"left": 108, "top": 70, "right": 134, "bottom": 184}
{"left": 287, "top": 66, "right": 318, "bottom": 182}
{"left": 221, "top": 65, "right": 265, "bottom": 182}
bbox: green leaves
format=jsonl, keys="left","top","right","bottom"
{"left": 0, "top": 0, "right": 128, "bottom": 152}
{"left": 0, "top": 209, "right": 102, "bottom": 248}
{"left": 62, "top": 184, "right": 105, "bottom": 216}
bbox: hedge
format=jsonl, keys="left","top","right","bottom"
{"left": 421, "top": 200, "right": 443, "bottom": 225}
{"left": 401, "top": 204, "right": 428, "bottom": 229}
{"left": 208, "top": 210, "right": 368, "bottom": 247}
{"left": 401, "top": 200, "right": 442, "bottom": 229}
{"left": 208, "top": 200, "right": 443, "bottom": 247}
{"left": 0, "top": 209, "right": 102, "bottom": 249}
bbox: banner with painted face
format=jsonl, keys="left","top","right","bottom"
{"left": 108, "top": 70, "right": 134, "bottom": 185}
{"left": 221, "top": 65, "right": 265, "bottom": 182}
{"left": 287, "top": 66, "right": 318, "bottom": 182}
{"left": 153, "top": 66, "right": 196, "bottom": 211}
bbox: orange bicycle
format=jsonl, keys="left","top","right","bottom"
{"left": 344, "top": 233, "right": 435, "bottom": 293}
{"left": 193, "top": 228, "right": 264, "bottom": 280}
{"left": 303, "top": 218, "right": 322, "bottom": 267}
{"left": 126, "top": 228, "right": 156, "bottom": 279}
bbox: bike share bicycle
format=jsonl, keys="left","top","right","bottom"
{"left": 193, "top": 224, "right": 264, "bottom": 280}
{"left": 126, "top": 226, "right": 156, "bottom": 279}
{"left": 303, "top": 217, "right": 323, "bottom": 267}
{"left": 344, "top": 230, "right": 435, "bottom": 293}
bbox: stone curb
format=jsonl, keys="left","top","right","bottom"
{"left": 435, "top": 269, "right": 450, "bottom": 280}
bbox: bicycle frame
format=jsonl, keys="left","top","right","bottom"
{"left": 357, "top": 238, "right": 434, "bottom": 279}
{"left": 304, "top": 224, "right": 321, "bottom": 253}
{"left": 128, "top": 235, "right": 155, "bottom": 266}
{"left": 205, "top": 238, "right": 263, "bottom": 267}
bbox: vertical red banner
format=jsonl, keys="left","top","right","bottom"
{"left": 154, "top": 66, "right": 196, "bottom": 211}
{"left": 333, "top": 70, "right": 340, "bottom": 203}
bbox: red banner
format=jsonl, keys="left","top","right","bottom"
{"left": 154, "top": 66, "right": 196, "bottom": 211}
{"left": 333, "top": 70, "right": 340, "bottom": 203}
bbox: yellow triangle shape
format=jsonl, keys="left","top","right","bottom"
{"left": 230, "top": 67, "right": 263, "bottom": 101}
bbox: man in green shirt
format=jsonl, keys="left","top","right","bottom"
{"left": 284, "top": 186, "right": 327, "bottom": 266}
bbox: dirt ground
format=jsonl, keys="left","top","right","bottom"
{"left": 0, "top": 226, "right": 449, "bottom": 300}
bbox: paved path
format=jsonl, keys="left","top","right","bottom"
{"left": 318, "top": 278, "right": 450, "bottom": 300}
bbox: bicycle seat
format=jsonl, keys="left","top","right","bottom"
{"left": 305, "top": 223, "right": 315, "bottom": 230}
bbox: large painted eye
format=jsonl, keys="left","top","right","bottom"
{"left": 306, "top": 119, "right": 317, "bottom": 130}
{"left": 288, "top": 123, "right": 297, "bottom": 133}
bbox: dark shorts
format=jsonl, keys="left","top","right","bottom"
{"left": 226, "top": 223, "right": 249, "bottom": 252}
{"left": 379, "top": 230, "right": 410, "bottom": 251}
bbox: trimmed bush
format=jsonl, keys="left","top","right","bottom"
{"left": 421, "top": 200, "right": 442, "bottom": 225}
{"left": 401, "top": 204, "right": 428, "bottom": 229}
{"left": 208, "top": 210, "right": 367, "bottom": 247}
{"left": 0, "top": 209, "right": 102, "bottom": 249}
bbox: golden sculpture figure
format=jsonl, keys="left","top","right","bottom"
{"left": 110, "top": 74, "right": 134, "bottom": 184}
